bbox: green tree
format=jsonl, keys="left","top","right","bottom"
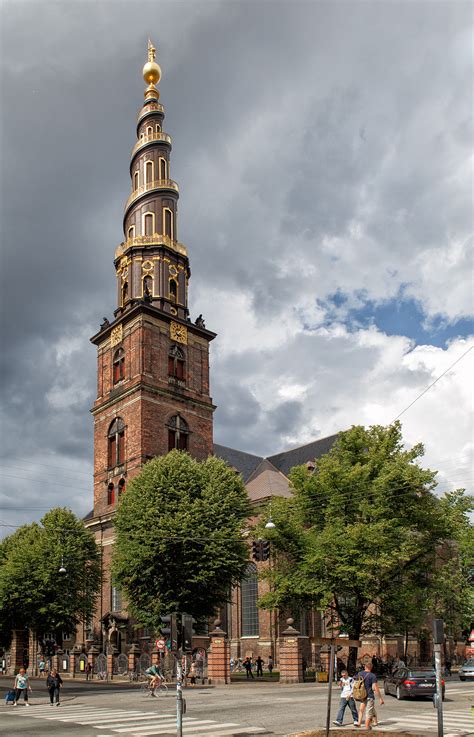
{"left": 257, "top": 423, "right": 472, "bottom": 670}
{"left": 112, "top": 450, "right": 250, "bottom": 630}
{"left": 0, "top": 508, "right": 101, "bottom": 644}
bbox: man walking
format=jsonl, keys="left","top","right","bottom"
{"left": 256, "top": 656, "right": 264, "bottom": 677}
{"left": 243, "top": 657, "right": 254, "bottom": 679}
{"left": 333, "top": 669, "right": 359, "bottom": 726}
{"left": 354, "top": 662, "right": 384, "bottom": 730}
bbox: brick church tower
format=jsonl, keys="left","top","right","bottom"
{"left": 85, "top": 42, "right": 215, "bottom": 639}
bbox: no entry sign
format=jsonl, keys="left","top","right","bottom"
{"left": 156, "top": 639, "right": 166, "bottom": 651}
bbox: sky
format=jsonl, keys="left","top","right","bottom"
{"left": 0, "top": 0, "right": 472, "bottom": 534}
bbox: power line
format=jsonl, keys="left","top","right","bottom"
{"left": 1, "top": 473, "right": 90, "bottom": 492}
{"left": 391, "top": 345, "right": 473, "bottom": 422}
{"left": 0, "top": 456, "right": 91, "bottom": 477}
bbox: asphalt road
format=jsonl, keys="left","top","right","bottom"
{"left": 0, "top": 676, "right": 472, "bottom": 737}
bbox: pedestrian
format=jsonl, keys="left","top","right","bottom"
{"left": 445, "top": 658, "right": 452, "bottom": 677}
{"left": 39, "top": 658, "right": 46, "bottom": 677}
{"left": 189, "top": 661, "right": 197, "bottom": 686}
{"left": 243, "top": 656, "right": 254, "bottom": 679}
{"left": 86, "top": 661, "right": 92, "bottom": 681}
{"left": 267, "top": 655, "right": 274, "bottom": 676}
{"left": 13, "top": 667, "right": 31, "bottom": 706}
{"left": 230, "top": 656, "right": 235, "bottom": 673}
{"left": 46, "top": 668, "right": 63, "bottom": 706}
{"left": 353, "top": 662, "right": 384, "bottom": 730}
{"left": 256, "top": 655, "right": 264, "bottom": 677}
{"left": 333, "top": 669, "right": 359, "bottom": 727}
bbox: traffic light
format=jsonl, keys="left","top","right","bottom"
{"left": 261, "top": 540, "right": 270, "bottom": 561}
{"left": 160, "top": 613, "right": 177, "bottom": 651}
{"left": 181, "top": 614, "right": 193, "bottom": 652}
{"left": 252, "top": 540, "right": 262, "bottom": 561}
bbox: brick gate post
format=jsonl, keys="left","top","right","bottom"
{"left": 107, "top": 648, "right": 116, "bottom": 680}
{"left": 207, "top": 620, "right": 230, "bottom": 684}
{"left": 128, "top": 643, "right": 140, "bottom": 675}
{"left": 279, "top": 618, "right": 306, "bottom": 683}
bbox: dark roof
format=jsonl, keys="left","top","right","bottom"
{"left": 267, "top": 433, "right": 339, "bottom": 477}
{"left": 83, "top": 509, "right": 94, "bottom": 521}
{"left": 213, "top": 444, "right": 263, "bottom": 482}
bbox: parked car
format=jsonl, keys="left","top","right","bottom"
{"left": 384, "top": 667, "right": 445, "bottom": 700}
{"left": 458, "top": 659, "right": 474, "bottom": 681}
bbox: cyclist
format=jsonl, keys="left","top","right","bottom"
{"left": 144, "top": 664, "right": 163, "bottom": 696}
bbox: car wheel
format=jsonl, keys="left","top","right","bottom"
{"left": 396, "top": 686, "right": 403, "bottom": 700}
{"left": 459, "top": 677, "right": 465, "bottom": 681}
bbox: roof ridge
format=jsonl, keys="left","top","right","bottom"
{"left": 267, "top": 431, "right": 340, "bottom": 460}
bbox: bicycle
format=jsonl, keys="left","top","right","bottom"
{"left": 140, "top": 677, "right": 169, "bottom": 697}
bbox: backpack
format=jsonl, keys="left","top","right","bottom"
{"left": 5, "top": 690, "right": 15, "bottom": 704}
{"left": 352, "top": 673, "right": 367, "bottom": 701}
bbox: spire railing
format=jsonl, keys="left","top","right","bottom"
{"left": 124, "top": 179, "right": 179, "bottom": 212}
{"left": 132, "top": 131, "right": 172, "bottom": 156}
{"left": 115, "top": 234, "right": 188, "bottom": 260}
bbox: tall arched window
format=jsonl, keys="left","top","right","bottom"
{"left": 169, "top": 279, "right": 177, "bottom": 304}
{"left": 113, "top": 347, "right": 125, "bottom": 384}
{"left": 127, "top": 225, "right": 135, "bottom": 240}
{"left": 145, "top": 160, "right": 154, "bottom": 185}
{"left": 108, "top": 418, "right": 125, "bottom": 468}
{"left": 146, "top": 125, "right": 153, "bottom": 136}
{"left": 111, "top": 585, "right": 122, "bottom": 612}
{"left": 159, "top": 157, "right": 167, "bottom": 180}
{"left": 107, "top": 481, "right": 115, "bottom": 506}
{"left": 241, "top": 563, "right": 259, "bottom": 636}
{"left": 155, "top": 123, "right": 161, "bottom": 133}
{"left": 168, "top": 344, "right": 185, "bottom": 381}
{"left": 166, "top": 414, "right": 189, "bottom": 451}
{"left": 121, "top": 281, "right": 129, "bottom": 306}
{"left": 133, "top": 170, "right": 139, "bottom": 191}
{"left": 163, "top": 207, "right": 173, "bottom": 239}
{"left": 143, "top": 274, "right": 153, "bottom": 298}
{"left": 143, "top": 212, "right": 155, "bottom": 236}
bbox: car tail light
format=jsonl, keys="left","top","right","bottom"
{"left": 403, "top": 680, "right": 416, "bottom": 685}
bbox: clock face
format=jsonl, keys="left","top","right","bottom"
{"left": 170, "top": 320, "right": 187, "bottom": 344}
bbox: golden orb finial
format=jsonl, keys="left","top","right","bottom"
{"left": 143, "top": 38, "right": 161, "bottom": 91}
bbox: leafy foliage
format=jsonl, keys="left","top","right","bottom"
{"left": 0, "top": 508, "right": 101, "bottom": 643}
{"left": 112, "top": 451, "right": 251, "bottom": 628}
{"left": 257, "top": 423, "right": 472, "bottom": 663}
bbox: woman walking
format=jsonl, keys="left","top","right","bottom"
{"left": 13, "top": 667, "right": 31, "bottom": 706}
{"left": 46, "top": 668, "right": 63, "bottom": 706}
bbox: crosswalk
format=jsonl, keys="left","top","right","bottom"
{"left": 12, "top": 703, "right": 269, "bottom": 736}
{"left": 377, "top": 710, "right": 473, "bottom": 735}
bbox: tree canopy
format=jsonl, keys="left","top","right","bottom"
{"left": 257, "top": 423, "right": 473, "bottom": 665}
{"left": 112, "top": 450, "right": 251, "bottom": 629}
{"left": 0, "top": 508, "right": 101, "bottom": 646}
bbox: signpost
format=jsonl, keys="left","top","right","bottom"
{"left": 432, "top": 619, "right": 444, "bottom": 737}
{"left": 315, "top": 637, "right": 361, "bottom": 737}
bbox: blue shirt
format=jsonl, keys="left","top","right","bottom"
{"left": 357, "top": 670, "right": 377, "bottom": 699}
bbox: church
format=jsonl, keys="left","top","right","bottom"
{"left": 81, "top": 41, "right": 346, "bottom": 670}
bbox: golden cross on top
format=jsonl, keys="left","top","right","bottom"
{"left": 148, "top": 39, "right": 156, "bottom": 62}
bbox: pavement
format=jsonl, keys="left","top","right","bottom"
{"left": 0, "top": 676, "right": 472, "bottom": 737}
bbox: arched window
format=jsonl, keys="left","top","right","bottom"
{"left": 159, "top": 157, "right": 167, "bottom": 180}
{"left": 156, "top": 123, "right": 161, "bottom": 133}
{"left": 169, "top": 279, "right": 177, "bottom": 304}
{"left": 127, "top": 225, "right": 135, "bottom": 240}
{"left": 241, "top": 563, "right": 259, "bottom": 636}
{"left": 143, "top": 274, "right": 153, "bottom": 298}
{"left": 113, "top": 347, "right": 125, "bottom": 384}
{"left": 145, "top": 160, "right": 154, "bottom": 185}
{"left": 166, "top": 414, "right": 189, "bottom": 452}
{"left": 143, "top": 212, "right": 155, "bottom": 236}
{"left": 118, "top": 477, "right": 126, "bottom": 497}
{"left": 121, "top": 281, "right": 129, "bottom": 306}
{"left": 111, "top": 586, "right": 122, "bottom": 612}
{"left": 168, "top": 344, "right": 185, "bottom": 381}
{"left": 108, "top": 417, "right": 125, "bottom": 468}
{"left": 146, "top": 125, "right": 153, "bottom": 136}
{"left": 163, "top": 207, "right": 173, "bottom": 239}
{"left": 133, "top": 170, "right": 139, "bottom": 191}
{"left": 107, "top": 481, "right": 115, "bottom": 506}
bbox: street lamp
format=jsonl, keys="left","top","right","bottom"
{"left": 58, "top": 552, "right": 67, "bottom": 575}
{"left": 265, "top": 517, "right": 275, "bottom": 530}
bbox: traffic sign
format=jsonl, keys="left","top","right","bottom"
{"left": 156, "top": 638, "right": 166, "bottom": 651}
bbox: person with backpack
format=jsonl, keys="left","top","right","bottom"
{"left": 46, "top": 668, "right": 63, "bottom": 706}
{"left": 333, "top": 669, "right": 359, "bottom": 726}
{"left": 353, "top": 662, "right": 384, "bottom": 730}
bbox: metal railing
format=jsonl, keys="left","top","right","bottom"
{"left": 132, "top": 131, "right": 172, "bottom": 156}
{"left": 115, "top": 234, "right": 188, "bottom": 259}
{"left": 124, "top": 179, "right": 179, "bottom": 212}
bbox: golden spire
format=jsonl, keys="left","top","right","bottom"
{"left": 142, "top": 38, "right": 161, "bottom": 100}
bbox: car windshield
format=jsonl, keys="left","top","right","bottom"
{"left": 409, "top": 670, "right": 435, "bottom": 677}
{"left": 463, "top": 660, "right": 474, "bottom": 666}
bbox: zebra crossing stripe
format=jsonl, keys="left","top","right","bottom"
{"left": 126, "top": 723, "right": 242, "bottom": 736}
{"left": 112, "top": 719, "right": 226, "bottom": 734}
{"left": 88, "top": 714, "right": 175, "bottom": 726}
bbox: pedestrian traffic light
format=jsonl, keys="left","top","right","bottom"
{"left": 160, "top": 613, "right": 177, "bottom": 651}
{"left": 261, "top": 540, "right": 270, "bottom": 561}
{"left": 252, "top": 540, "right": 262, "bottom": 561}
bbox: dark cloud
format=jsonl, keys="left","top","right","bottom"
{"left": 0, "top": 0, "right": 472, "bottom": 532}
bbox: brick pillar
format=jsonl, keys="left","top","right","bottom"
{"left": 88, "top": 644, "right": 100, "bottom": 679}
{"left": 128, "top": 643, "right": 140, "bottom": 674}
{"left": 107, "top": 647, "right": 117, "bottom": 679}
{"left": 28, "top": 630, "right": 37, "bottom": 676}
{"left": 70, "top": 651, "right": 76, "bottom": 678}
{"left": 207, "top": 619, "right": 230, "bottom": 685}
{"left": 8, "top": 630, "right": 28, "bottom": 675}
{"left": 279, "top": 618, "right": 306, "bottom": 684}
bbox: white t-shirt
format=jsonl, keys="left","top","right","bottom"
{"left": 340, "top": 676, "right": 354, "bottom": 698}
